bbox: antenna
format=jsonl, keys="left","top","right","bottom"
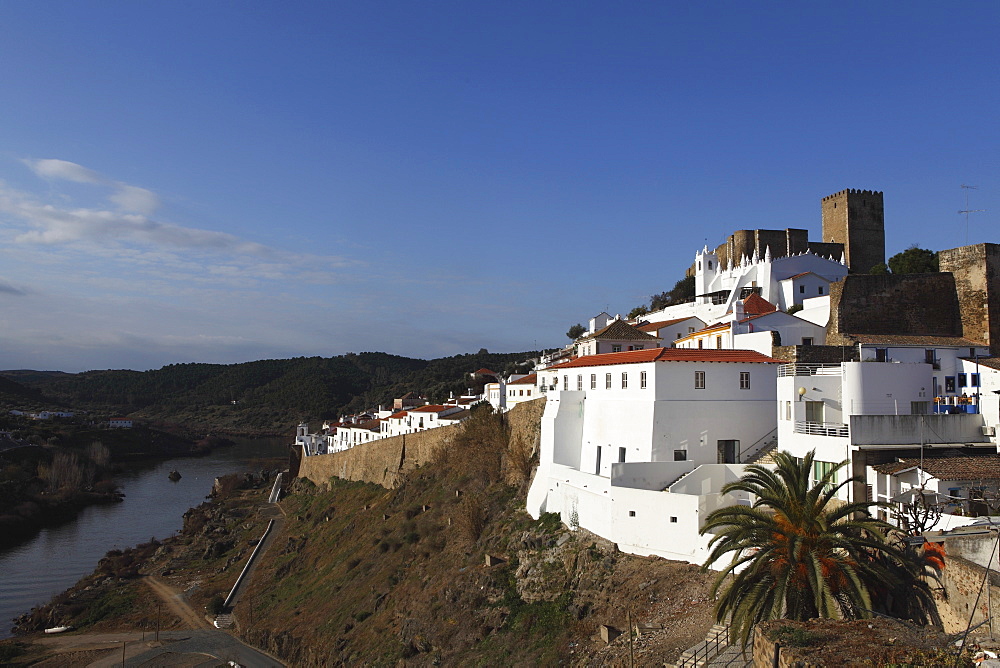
{"left": 959, "top": 184, "right": 986, "bottom": 245}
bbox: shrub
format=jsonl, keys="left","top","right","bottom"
{"left": 206, "top": 595, "right": 226, "bottom": 615}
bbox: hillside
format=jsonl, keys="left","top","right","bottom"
{"left": 5, "top": 403, "right": 719, "bottom": 666}
{"left": 0, "top": 350, "right": 539, "bottom": 435}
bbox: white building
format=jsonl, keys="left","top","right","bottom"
{"left": 575, "top": 319, "right": 660, "bottom": 357}
{"left": 527, "top": 347, "right": 781, "bottom": 564}
{"left": 633, "top": 316, "right": 706, "bottom": 346}
{"left": 776, "top": 359, "right": 995, "bottom": 508}
{"left": 505, "top": 373, "right": 538, "bottom": 410}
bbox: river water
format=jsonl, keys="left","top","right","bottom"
{"left": 0, "top": 437, "right": 289, "bottom": 638}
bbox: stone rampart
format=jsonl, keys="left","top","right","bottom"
{"left": 771, "top": 344, "right": 858, "bottom": 364}
{"left": 940, "top": 243, "right": 1000, "bottom": 354}
{"left": 296, "top": 399, "right": 546, "bottom": 489}
{"left": 942, "top": 532, "right": 1000, "bottom": 631}
{"left": 827, "top": 273, "right": 962, "bottom": 343}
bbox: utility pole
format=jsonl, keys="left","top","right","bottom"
{"left": 959, "top": 184, "right": 986, "bottom": 245}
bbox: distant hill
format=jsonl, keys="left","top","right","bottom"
{"left": 0, "top": 351, "right": 538, "bottom": 435}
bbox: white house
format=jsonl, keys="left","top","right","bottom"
{"left": 526, "top": 347, "right": 781, "bottom": 565}
{"left": 776, "top": 359, "right": 994, "bottom": 507}
{"left": 108, "top": 418, "right": 133, "bottom": 429}
{"left": 575, "top": 319, "right": 660, "bottom": 357}
{"left": 633, "top": 316, "right": 706, "bottom": 345}
{"left": 505, "top": 373, "right": 538, "bottom": 410}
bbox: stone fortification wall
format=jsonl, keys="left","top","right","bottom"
{"left": 296, "top": 399, "right": 546, "bottom": 489}
{"left": 826, "top": 273, "right": 962, "bottom": 344}
{"left": 771, "top": 345, "right": 858, "bottom": 364}
{"left": 940, "top": 243, "right": 1000, "bottom": 355}
{"left": 941, "top": 533, "right": 1000, "bottom": 632}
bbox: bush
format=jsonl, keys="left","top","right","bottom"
{"left": 207, "top": 595, "right": 226, "bottom": 615}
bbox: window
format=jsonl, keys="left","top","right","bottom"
{"left": 740, "top": 371, "right": 750, "bottom": 390}
{"left": 812, "top": 460, "right": 836, "bottom": 491}
{"left": 605, "top": 373, "right": 612, "bottom": 389}
{"left": 802, "top": 337, "right": 813, "bottom": 346}
{"left": 670, "top": 516, "right": 678, "bottom": 523}
{"left": 716, "top": 336, "right": 722, "bottom": 349}
{"left": 619, "top": 447, "right": 626, "bottom": 463}
{"left": 818, "top": 286, "right": 824, "bottom": 295}
{"left": 875, "top": 348, "right": 887, "bottom": 362}
{"left": 785, "top": 401, "right": 792, "bottom": 420}
{"left": 629, "top": 510, "right": 636, "bottom": 517}
{"left": 519, "top": 389, "right": 524, "bottom": 396}
{"left": 674, "top": 449, "right": 687, "bottom": 461}
{"left": 527, "top": 389, "right": 532, "bottom": 396}
{"left": 911, "top": 401, "right": 929, "bottom": 415}
{"left": 972, "top": 373, "right": 981, "bottom": 387}
{"left": 925, "top": 349, "right": 936, "bottom": 364}
{"left": 799, "top": 285, "right": 805, "bottom": 294}
{"left": 577, "top": 374, "right": 583, "bottom": 391}
{"left": 958, "top": 373, "right": 967, "bottom": 388}
{"left": 590, "top": 373, "right": 597, "bottom": 390}
{"left": 698, "top": 339, "right": 703, "bottom": 349}
{"left": 708, "top": 261, "right": 713, "bottom": 270}
{"left": 945, "top": 376, "right": 956, "bottom": 393}
{"left": 695, "top": 371, "right": 706, "bottom": 389}
{"left": 612, "top": 344, "right": 622, "bottom": 353}
{"left": 563, "top": 375, "right": 568, "bottom": 391}
{"left": 621, "top": 372, "right": 628, "bottom": 389}
{"left": 805, "top": 401, "right": 824, "bottom": 423}
{"left": 640, "top": 371, "right": 647, "bottom": 389}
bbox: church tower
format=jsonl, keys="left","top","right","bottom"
{"left": 821, "top": 189, "right": 885, "bottom": 274}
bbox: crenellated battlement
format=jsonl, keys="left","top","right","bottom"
{"left": 822, "top": 189, "right": 883, "bottom": 201}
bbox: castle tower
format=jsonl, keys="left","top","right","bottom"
{"left": 821, "top": 189, "right": 885, "bottom": 274}
{"left": 939, "top": 243, "right": 1000, "bottom": 356}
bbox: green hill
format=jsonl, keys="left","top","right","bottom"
{"left": 0, "top": 351, "right": 539, "bottom": 435}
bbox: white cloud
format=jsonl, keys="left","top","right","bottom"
{"left": 23, "top": 157, "right": 160, "bottom": 215}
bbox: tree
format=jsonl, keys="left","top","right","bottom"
{"left": 566, "top": 324, "right": 586, "bottom": 340}
{"left": 627, "top": 305, "right": 648, "bottom": 320}
{"left": 649, "top": 275, "right": 696, "bottom": 311}
{"left": 700, "top": 450, "right": 928, "bottom": 648}
{"left": 869, "top": 263, "right": 889, "bottom": 275}
{"left": 887, "top": 246, "right": 938, "bottom": 275}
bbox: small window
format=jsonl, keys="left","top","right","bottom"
{"left": 674, "top": 449, "right": 687, "bottom": 461}
{"left": 612, "top": 344, "right": 622, "bottom": 353}
{"left": 670, "top": 516, "right": 678, "bottom": 523}
{"left": 945, "top": 376, "right": 956, "bottom": 393}
{"left": 577, "top": 374, "right": 583, "bottom": 391}
{"left": 640, "top": 371, "right": 647, "bottom": 389}
{"left": 605, "top": 373, "right": 612, "bottom": 389}
{"left": 799, "top": 285, "right": 805, "bottom": 294}
{"left": 619, "top": 447, "right": 626, "bottom": 463}
{"left": 708, "top": 261, "right": 713, "bottom": 270}
{"left": 958, "top": 373, "right": 967, "bottom": 388}
{"left": 740, "top": 371, "right": 750, "bottom": 390}
{"left": 875, "top": 348, "right": 887, "bottom": 362}
{"left": 629, "top": 510, "right": 636, "bottom": 517}
{"left": 563, "top": 375, "right": 568, "bottom": 391}
{"left": 802, "top": 337, "right": 813, "bottom": 346}
{"left": 527, "top": 389, "right": 531, "bottom": 396}
{"left": 519, "top": 389, "right": 524, "bottom": 396}
{"left": 590, "top": 373, "right": 597, "bottom": 390}
{"left": 972, "top": 373, "right": 981, "bottom": 387}
{"left": 698, "top": 339, "right": 703, "bottom": 349}
{"left": 621, "top": 372, "right": 628, "bottom": 389}
{"left": 818, "top": 286, "right": 824, "bottom": 295}
{"left": 695, "top": 371, "right": 706, "bottom": 389}
{"left": 716, "top": 336, "right": 722, "bottom": 349}
{"left": 785, "top": 401, "right": 791, "bottom": 420}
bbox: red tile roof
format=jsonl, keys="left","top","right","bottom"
{"left": 508, "top": 373, "right": 537, "bottom": 385}
{"left": 548, "top": 348, "right": 781, "bottom": 369}
{"left": 410, "top": 404, "right": 450, "bottom": 413}
{"left": 873, "top": 453, "right": 1000, "bottom": 481}
{"left": 579, "top": 319, "right": 659, "bottom": 342}
{"left": 472, "top": 368, "right": 496, "bottom": 375}
{"left": 740, "top": 293, "right": 777, "bottom": 316}
{"left": 388, "top": 411, "right": 408, "bottom": 419}
{"left": 783, "top": 271, "right": 817, "bottom": 281}
{"left": 634, "top": 317, "right": 697, "bottom": 333}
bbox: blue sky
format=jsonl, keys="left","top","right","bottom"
{"left": 0, "top": 2, "right": 997, "bottom": 372}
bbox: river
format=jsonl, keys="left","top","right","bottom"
{"left": 0, "top": 437, "right": 289, "bottom": 638}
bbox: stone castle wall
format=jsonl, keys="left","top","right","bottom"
{"left": 296, "top": 399, "right": 546, "bottom": 489}
{"left": 771, "top": 345, "right": 859, "bottom": 364}
{"left": 827, "top": 273, "right": 962, "bottom": 343}
{"left": 940, "top": 243, "right": 1000, "bottom": 354}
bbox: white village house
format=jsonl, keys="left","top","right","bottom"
{"left": 527, "top": 347, "right": 781, "bottom": 564}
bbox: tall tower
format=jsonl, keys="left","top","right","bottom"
{"left": 821, "top": 189, "right": 885, "bottom": 273}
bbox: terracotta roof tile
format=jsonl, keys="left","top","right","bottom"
{"left": 739, "top": 293, "right": 777, "bottom": 316}
{"left": 548, "top": 348, "right": 781, "bottom": 369}
{"left": 634, "top": 317, "right": 696, "bottom": 333}
{"left": 410, "top": 404, "right": 450, "bottom": 413}
{"left": 849, "top": 334, "right": 986, "bottom": 347}
{"left": 578, "top": 319, "right": 660, "bottom": 342}
{"left": 472, "top": 368, "right": 496, "bottom": 375}
{"left": 508, "top": 373, "right": 537, "bottom": 385}
{"left": 873, "top": 453, "right": 1000, "bottom": 481}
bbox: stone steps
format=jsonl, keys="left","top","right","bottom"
{"left": 672, "top": 624, "right": 729, "bottom": 667}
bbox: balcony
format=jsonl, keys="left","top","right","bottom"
{"left": 778, "top": 363, "right": 843, "bottom": 378}
{"left": 794, "top": 421, "right": 849, "bottom": 438}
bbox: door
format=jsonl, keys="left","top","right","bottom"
{"left": 595, "top": 447, "right": 602, "bottom": 475}
{"left": 717, "top": 440, "right": 739, "bottom": 464}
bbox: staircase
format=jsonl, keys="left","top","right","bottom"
{"left": 744, "top": 438, "right": 778, "bottom": 465}
{"left": 212, "top": 613, "right": 235, "bottom": 629}
{"left": 672, "top": 624, "right": 729, "bottom": 667}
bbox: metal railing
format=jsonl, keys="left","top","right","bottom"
{"left": 738, "top": 428, "right": 777, "bottom": 463}
{"left": 794, "top": 421, "right": 849, "bottom": 437}
{"left": 675, "top": 625, "right": 728, "bottom": 667}
{"left": 778, "top": 363, "right": 843, "bottom": 377}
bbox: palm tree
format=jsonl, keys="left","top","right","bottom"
{"left": 700, "top": 450, "right": 919, "bottom": 647}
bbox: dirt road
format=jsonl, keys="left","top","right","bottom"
{"left": 143, "top": 576, "right": 211, "bottom": 630}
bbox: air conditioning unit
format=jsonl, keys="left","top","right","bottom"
{"left": 982, "top": 425, "right": 996, "bottom": 437}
